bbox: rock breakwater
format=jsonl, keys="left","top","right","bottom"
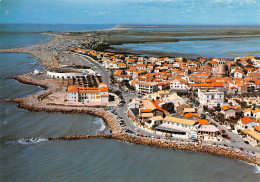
{"left": 47, "top": 133, "right": 260, "bottom": 166}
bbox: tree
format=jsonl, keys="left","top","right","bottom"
{"left": 246, "top": 59, "right": 253, "bottom": 65}
{"left": 151, "top": 124, "right": 158, "bottom": 130}
{"left": 243, "top": 69, "right": 248, "bottom": 75}
{"left": 203, "top": 105, "right": 208, "bottom": 111}
{"left": 208, "top": 108, "right": 215, "bottom": 116}
{"left": 201, "top": 113, "right": 206, "bottom": 119}
{"left": 216, "top": 113, "right": 225, "bottom": 122}
{"left": 240, "top": 101, "right": 248, "bottom": 108}
{"left": 161, "top": 103, "right": 175, "bottom": 113}
{"left": 214, "top": 103, "right": 221, "bottom": 112}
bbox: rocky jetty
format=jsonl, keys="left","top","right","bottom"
{"left": 47, "top": 133, "right": 260, "bottom": 166}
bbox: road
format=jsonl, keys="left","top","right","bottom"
{"left": 82, "top": 54, "right": 111, "bottom": 87}
{"left": 206, "top": 116, "right": 259, "bottom": 150}
{"left": 114, "top": 90, "right": 166, "bottom": 138}
{"left": 69, "top": 53, "right": 111, "bottom": 88}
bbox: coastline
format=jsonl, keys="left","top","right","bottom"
{"left": 1, "top": 28, "right": 260, "bottom": 167}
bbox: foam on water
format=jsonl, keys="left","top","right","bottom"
{"left": 94, "top": 117, "right": 106, "bottom": 132}
{"left": 1, "top": 137, "right": 48, "bottom": 145}
{"left": 16, "top": 137, "right": 48, "bottom": 145}
{"left": 254, "top": 166, "right": 260, "bottom": 174}
{"left": 241, "top": 161, "right": 260, "bottom": 174}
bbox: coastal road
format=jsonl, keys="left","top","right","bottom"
{"left": 78, "top": 54, "right": 110, "bottom": 87}
{"left": 82, "top": 55, "right": 111, "bottom": 87}
{"left": 114, "top": 90, "right": 165, "bottom": 138}
{"left": 206, "top": 116, "right": 260, "bottom": 152}
{"left": 62, "top": 52, "right": 111, "bottom": 88}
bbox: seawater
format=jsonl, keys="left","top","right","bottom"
{"left": 113, "top": 26, "right": 260, "bottom": 58}
{"left": 112, "top": 37, "right": 260, "bottom": 58}
{"left": 0, "top": 24, "right": 259, "bottom": 182}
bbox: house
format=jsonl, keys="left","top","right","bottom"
{"left": 182, "top": 108, "right": 196, "bottom": 115}
{"left": 174, "top": 102, "right": 191, "bottom": 113}
{"left": 170, "top": 79, "right": 188, "bottom": 91}
{"left": 237, "top": 117, "right": 259, "bottom": 129}
{"left": 253, "top": 109, "right": 260, "bottom": 120}
{"left": 246, "top": 126, "right": 260, "bottom": 147}
{"left": 197, "top": 125, "right": 220, "bottom": 141}
{"left": 244, "top": 108, "right": 253, "bottom": 117}
{"left": 184, "top": 113, "right": 199, "bottom": 120}
{"left": 197, "top": 119, "right": 209, "bottom": 125}
{"left": 234, "top": 70, "right": 244, "bottom": 78}
{"left": 135, "top": 82, "right": 158, "bottom": 94}
{"left": 67, "top": 83, "right": 109, "bottom": 104}
{"left": 198, "top": 88, "right": 224, "bottom": 108}
{"left": 149, "top": 116, "right": 164, "bottom": 127}
{"left": 221, "top": 105, "right": 236, "bottom": 119}
{"left": 154, "top": 116, "right": 198, "bottom": 137}
{"left": 139, "top": 100, "right": 169, "bottom": 124}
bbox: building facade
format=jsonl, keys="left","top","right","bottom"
{"left": 198, "top": 88, "right": 224, "bottom": 108}
{"left": 135, "top": 82, "right": 158, "bottom": 94}
{"left": 67, "top": 83, "right": 109, "bottom": 104}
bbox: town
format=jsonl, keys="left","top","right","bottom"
{"left": 40, "top": 46, "right": 260, "bottom": 149}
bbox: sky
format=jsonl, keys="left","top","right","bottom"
{"left": 0, "top": 0, "right": 259, "bottom": 25}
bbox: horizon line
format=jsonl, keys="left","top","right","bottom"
{"left": 1, "top": 23, "right": 260, "bottom": 26}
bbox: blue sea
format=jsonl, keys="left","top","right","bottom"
{"left": 0, "top": 24, "right": 259, "bottom": 182}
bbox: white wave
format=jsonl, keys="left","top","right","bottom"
{"left": 241, "top": 161, "right": 260, "bottom": 174}
{"left": 94, "top": 118, "right": 106, "bottom": 132}
{"left": 17, "top": 137, "right": 47, "bottom": 145}
{"left": 254, "top": 165, "right": 260, "bottom": 174}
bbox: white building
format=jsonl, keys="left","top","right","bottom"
{"left": 135, "top": 82, "right": 158, "bottom": 94}
{"left": 67, "top": 83, "right": 109, "bottom": 104}
{"left": 154, "top": 116, "right": 198, "bottom": 138}
{"left": 237, "top": 117, "right": 259, "bottom": 129}
{"left": 198, "top": 88, "right": 224, "bottom": 108}
{"left": 170, "top": 79, "right": 188, "bottom": 91}
{"left": 233, "top": 70, "right": 244, "bottom": 78}
{"left": 47, "top": 67, "right": 95, "bottom": 79}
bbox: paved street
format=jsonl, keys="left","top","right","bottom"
{"left": 69, "top": 53, "right": 111, "bottom": 87}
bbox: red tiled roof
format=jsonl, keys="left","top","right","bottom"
{"left": 140, "top": 109, "right": 152, "bottom": 113}
{"left": 184, "top": 113, "right": 199, "bottom": 118}
{"left": 240, "top": 117, "right": 256, "bottom": 125}
{"left": 150, "top": 101, "right": 169, "bottom": 114}
{"left": 197, "top": 119, "right": 209, "bottom": 125}
{"left": 68, "top": 86, "right": 78, "bottom": 92}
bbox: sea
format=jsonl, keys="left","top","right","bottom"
{"left": 0, "top": 24, "right": 259, "bottom": 182}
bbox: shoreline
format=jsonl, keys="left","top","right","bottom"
{"left": 1, "top": 28, "right": 260, "bottom": 167}
{"left": 2, "top": 71, "right": 260, "bottom": 167}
